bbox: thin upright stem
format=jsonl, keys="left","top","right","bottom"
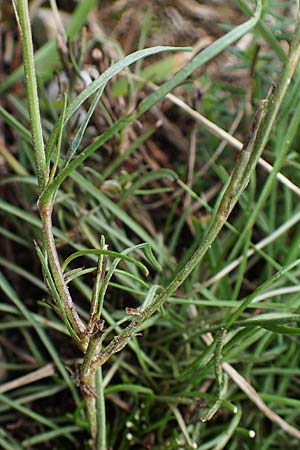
{"left": 96, "top": 368, "right": 106, "bottom": 450}
{"left": 90, "top": 100, "right": 269, "bottom": 372}
{"left": 40, "top": 205, "right": 86, "bottom": 342}
{"left": 16, "top": 0, "right": 48, "bottom": 191}
{"left": 90, "top": 22, "right": 300, "bottom": 372}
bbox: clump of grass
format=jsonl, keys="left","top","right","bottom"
{"left": 1, "top": 1, "right": 300, "bottom": 449}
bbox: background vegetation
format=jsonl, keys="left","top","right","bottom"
{"left": 1, "top": 1, "right": 300, "bottom": 449}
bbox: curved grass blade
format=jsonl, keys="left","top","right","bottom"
{"left": 225, "top": 258, "right": 300, "bottom": 328}
{"left": 234, "top": 0, "right": 287, "bottom": 62}
{"left": 63, "top": 85, "right": 105, "bottom": 167}
{"left": 263, "top": 325, "right": 300, "bottom": 335}
{"left": 47, "top": 93, "right": 68, "bottom": 180}
{"left": 113, "top": 269, "right": 149, "bottom": 289}
{"left": 61, "top": 249, "right": 149, "bottom": 276}
{"left": 0, "top": 392, "right": 58, "bottom": 430}
{"left": 94, "top": 243, "right": 159, "bottom": 322}
{"left": 0, "top": 106, "right": 31, "bottom": 141}
{"left": 120, "top": 168, "right": 177, "bottom": 205}
{"left": 63, "top": 46, "right": 190, "bottom": 124}
{"left": 22, "top": 426, "right": 81, "bottom": 448}
{"left": 235, "top": 313, "right": 300, "bottom": 327}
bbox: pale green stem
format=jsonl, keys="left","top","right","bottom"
{"left": 90, "top": 22, "right": 300, "bottom": 373}
{"left": 90, "top": 101, "right": 269, "bottom": 372}
{"left": 16, "top": 0, "right": 48, "bottom": 191}
{"left": 16, "top": 0, "right": 87, "bottom": 344}
{"left": 96, "top": 368, "right": 106, "bottom": 450}
{"left": 40, "top": 205, "right": 86, "bottom": 340}
{"left": 85, "top": 379, "right": 97, "bottom": 441}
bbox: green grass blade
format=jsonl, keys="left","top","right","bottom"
{"left": 63, "top": 46, "right": 190, "bottom": 124}
{"left": 48, "top": 93, "right": 68, "bottom": 180}
{"left": 22, "top": 426, "right": 81, "bottom": 447}
{"left": 0, "top": 392, "right": 58, "bottom": 430}
{"left": 63, "top": 86, "right": 105, "bottom": 166}
{"left": 120, "top": 168, "right": 177, "bottom": 205}
{"left": 61, "top": 249, "right": 149, "bottom": 275}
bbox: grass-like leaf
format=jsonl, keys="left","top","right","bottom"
{"left": 62, "top": 249, "right": 149, "bottom": 275}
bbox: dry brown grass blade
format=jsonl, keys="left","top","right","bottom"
{"left": 0, "top": 363, "right": 55, "bottom": 394}
{"left": 223, "top": 362, "right": 300, "bottom": 439}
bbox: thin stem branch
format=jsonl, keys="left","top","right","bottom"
{"left": 90, "top": 22, "right": 300, "bottom": 372}
{"left": 16, "top": 0, "right": 87, "bottom": 347}
{"left": 16, "top": 0, "right": 48, "bottom": 191}
{"left": 90, "top": 100, "right": 269, "bottom": 372}
{"left": 96, "top": 368, "right": 106, "bottom": 450}
{"left": 40, "top": 205, "right": 86, "bottom": 342}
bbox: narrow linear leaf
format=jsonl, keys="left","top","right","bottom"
{"left": 142, "top": 243, "right": 163, "bottom": 272}
{"left": 65, "top": 267, "right": 96, "bottom": 284}
{"left": 47, "top": 93, "right": 68, "bottom": 180}
{"left": 226, "top": 258, "right": 300, "bottom": 328}
{"left": 0, "top": 106, "right": 31, "bottom": 141}
{"left": 0, "top": 392, "right": 58, "bottom": 430}
{"left": 263, "top": 325, "right": 300, "bottom": 335}
{"left": 22, "top": 426, "right": 80, "bottom": 448}
{"left": 234, "top": 0, "right": 287, "bottom": 62}
{"left": 62, "top": 249, "right": 149, "bottom": 276}
{"left": 114, "top": 269, "right": 149, "bottom": 289}
{"left": 214, "top": 328, "right": 226, "bottom": 389}
{"left": 63, "top": 46, "right": 190, "bottom": 124}
{"left": 120, "top": 169, "right": 177, "bottom": 205}
{"left": 105, "top": 384, "right": 153, "bottom": 395}
{"left": 235, "top": 313, "right": 300, "bottom": 327}
{"left": 34, "top": 242, "right": 80, "bottom": 344}
{"left": 63, "top": 85, "right": 105, "bottom": 166}
{"left": 43, "top": 46, "right": 190, "bottom": 175}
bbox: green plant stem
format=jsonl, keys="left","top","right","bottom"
{"left": 80, "top": 343, "right": 105, "bottom": 444}
{"left": 80, "top": 367, "right": 106, "bottom": 448}
{"left": 96, "top": 368, "right": 106, "bottom": 450}
{"left": 241, "top": 21, "right": 300, "bottom": 180}
{"left": 17, "top": 0, "right": 48, "bottom": 191}
{"left": 89, "top": 101, "right": 268, "bottom": 372}
{"left": 89, "top": 238, "right": 107, "bottom": 326}
{"left": 39, "top": 205, "right": 86, "bottom": 341}
{"left": 80, "top": 354, "right": 97, "bottom": 440}
{"left": 90, "top": 21, "right": 300, "bottom": 373}
{"left": 17, "top": 0, "right": 109, "bottom": 447}
{"left": 16, "top": 0, "right": 87, "bottom": 347}
{"left": 228, "top": 82, "right": 300, "bottom": 263}
{"left": 83, "top": 375, "right": 97, "bottom": 440}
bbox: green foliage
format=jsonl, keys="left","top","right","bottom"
{"left": 1, "top": 1, "right": 300, "bottom": 449}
